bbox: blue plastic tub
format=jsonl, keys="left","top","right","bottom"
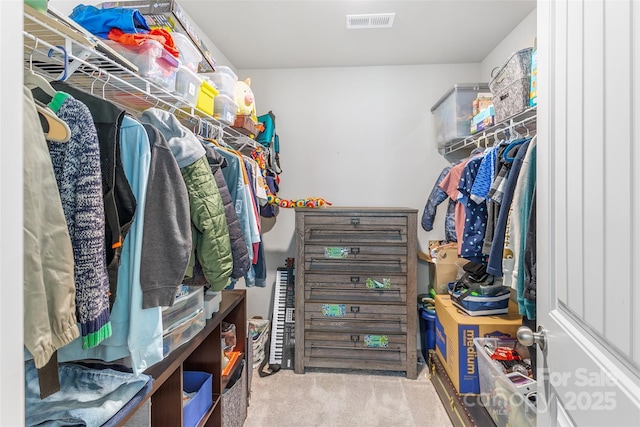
{"left": 419, "top": 307, "right": 436, "bottom": 360}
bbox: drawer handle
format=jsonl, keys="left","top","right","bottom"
{"left": 350, "top": 276, "right": 360, "bottom": 283}
{"left": 350, "top": 247, "right": 360, "bottom": 255}
{"left": 351, "top": 218, "right": 360, "bottom": 226}
{"left": 350, "top": 335, "right": 360, "bottom": 343}
{"left": 350, "top": 306, "right": 360, "bottom": 313}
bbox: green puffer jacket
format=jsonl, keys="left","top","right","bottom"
{"left": 181, "top": 155, "right": 233, "bottom": 290}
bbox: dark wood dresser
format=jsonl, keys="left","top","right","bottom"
{"left": 294, "top": 207, "right": 418, "bottom": 379}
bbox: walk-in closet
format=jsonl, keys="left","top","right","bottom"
{"left": 2, "top": 1, "right": 640, "bottom": 426}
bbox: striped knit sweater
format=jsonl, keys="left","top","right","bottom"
{"left": 48, "top": 92, "right": 112, "bottom": 348}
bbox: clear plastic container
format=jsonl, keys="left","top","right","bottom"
{"left": 474, "top": 338, "right": 537, "bottom": 427}
{"left": 105, "top": 39, "right": 180, "bottom": 92}
{"left": 161, "top": 287, "right": 204, "bottom": 334}
{"left": 201, "top": 65, "right": 237, "bottom": 97}
{"left": 174, "top": 65, "right": 202, "bottom": 107}
{"left": 431, "top": 84, "right": 489, "bottom": 148}
{"left": 172, "top": 32, "right": 202, "bottom": 73}
{"left": 162, "top": 309, "right": 205, "bottom": 357}
{"left": 213, "top": 94, "right": 238, "bottom": 125}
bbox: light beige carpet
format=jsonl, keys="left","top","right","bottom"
{"left": 243, "top": 363, "right": 453, "bottom": 427}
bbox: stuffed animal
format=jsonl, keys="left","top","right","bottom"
{"left": 234, "top": 78, "right": 258, "bottom": 123}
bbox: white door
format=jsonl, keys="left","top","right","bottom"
{"left": 535, "top": 0, "right": 640, "bottom": 425}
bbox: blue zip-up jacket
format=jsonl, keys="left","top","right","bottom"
{"left": 422, "top": 165, "right": 457, "bottom": 242}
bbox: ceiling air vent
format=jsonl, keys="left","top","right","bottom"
{"left": 346, "top": 13, "right": 395, "bottom": 30}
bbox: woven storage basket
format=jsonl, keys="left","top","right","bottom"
{"left": 222, "top": 362, "right": 247, "bottom": 427}
{"left": 489, "top": 48, "right": 533, "bottom": 122}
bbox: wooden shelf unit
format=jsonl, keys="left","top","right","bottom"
{"left": 117, "top": 289, "right": 248, "bottom": 427}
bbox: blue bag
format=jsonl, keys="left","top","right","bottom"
{"left": 256, "top": 111, "right": 281, "bottom": 174}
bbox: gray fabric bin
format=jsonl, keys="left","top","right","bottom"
{"left": 222, "top": 363, "right": 247, "bottom": 427}
{"left": 489, "top": 48, "right": 533, "bottom": 122}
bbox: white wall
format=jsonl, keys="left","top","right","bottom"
{"left": 1, "top": 1, "right": 25, "bottom": 425}
{"left": 235, "top": 64, "right": 481, "bottom": 319}
{"left": 479, "top": 9, "right": 537, "bottom": 82}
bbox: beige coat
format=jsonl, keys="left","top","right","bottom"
{"left": 23, "top": 87, "right": 79, "bottom": 368}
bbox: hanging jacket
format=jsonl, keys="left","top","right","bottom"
{"left": 140, "top": 124, "right": 192, "bottom": 308}
{"left": 138, "top": 109, "right": 232, "bottom": 290}
{"left": 23, "top": 88, "right": 79, "bottom": 368}
{"left": 181, "top": 156, "right": 233, "bottom": 290}
{"left": 523, "top": 191, "right": 537, "bottom": 320}
{"left": 421, "top": 165, "right": 457, "bottom": 242}
{"left": 243, "top": 157, "right": 267, "bottom": 287}
{"left": 47, "top": 81, "right": 137, "bottom": 310}
{"left": 487, "top": 140, "right": 531, "bottom": 276}
{"left": 46, "top": 91, "right": 112, "bottom": 349}
{"left": 202, "top": 144, "right": 250, "bottom": 280}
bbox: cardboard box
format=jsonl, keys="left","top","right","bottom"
{"left": 434, "top": 294, "right": 522, "bottom": 395}
{"left": 427, "top": 243, "right": 469, "bottom": 294}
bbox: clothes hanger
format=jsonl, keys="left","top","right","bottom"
{"left": 24, "top": 71, "right": 57, "bottom": 98}
{"left": 24, "top": 40, "right": 57, "bottom": 98}
{"left": 503, "top": 138, "right": 527, "bottom": 163}
{"left": 34, "top": 100, "right": 71, "bottom": 143}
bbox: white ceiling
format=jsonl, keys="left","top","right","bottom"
{"left": 178, "top": 0, "right": 537, "bottom": 70}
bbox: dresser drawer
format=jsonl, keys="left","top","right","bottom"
{"left": 304, "top": 331, "right": 407, "bottom": 362}
{"left": 304, "top": 302, "right": 406, "bottom": 334}
{"left": 304, "top": 273, "right": 407, "bottom": 303}
{"left": 304, "top": 244, "right": 407, "bottom": 274}
{"left": 303, "top": 214, "right": 407, "bottom": 245}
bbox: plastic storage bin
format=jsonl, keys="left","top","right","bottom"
{"left": 489, "top": 48, "right": 533, "bottom": 122}
{"left": 183, "top": 371, "right": 213, "bottom": 427}
{"left": 105, "top": 39, "right": 180, "bottom": 92}
{"left": 162, "top": 309, "right": 206, "bottom": 357}
{"left": 162, "top": 287, "right": 204, "bottom": 333}
{"left": 172, "top": 32, "right": 202, "bottom": 72}
{"left": 174, "top": 65, "right": 202, "bottom": 107}
{"left": 196, "top": 78, "right": 218, "bottom": 116}
{"left": 431, "top": 83, "right": 489, "bottom": 148}
{"left": 213, "top": 94, "right": 238, "bottom": 125}
{"left": 474, "top": 338, "right": 536, "bottom": 427}
{"left": 221, "top": 361, "right": 247, "bottom": 427}
{"left": 419, "top": 307, "right": 436, "bottom": 361}
{"left": 202, "top": 66, "right": 238, "bottom": 97}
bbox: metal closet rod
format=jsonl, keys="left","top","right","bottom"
{"left": 473, "top": 114, "right": 537, "bottom": 148}
{"left": 23, "top": 30, "right": 256, "bottom": 149}
{"left": 443, "top": 107, "right": 537, "bottom": 154}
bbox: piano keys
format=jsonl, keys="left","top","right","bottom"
{"left": 269, "top": 266, "right": 295, "bottom": 369}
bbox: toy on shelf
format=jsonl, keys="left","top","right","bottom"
{"left": 268, "top": 195, "right": 332, "bottom": 209}
{"left": 234, "top": 79, "right": 256, "bottom": 119}
{"left": 251, "top": 147, "right": 330, "bottom": 211}
{"left": 232, "top": 78, "right": 259, "bottom": 137}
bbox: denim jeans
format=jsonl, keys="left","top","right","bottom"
{"left": 25, "top": 360, "right": 151, "bottom": 427}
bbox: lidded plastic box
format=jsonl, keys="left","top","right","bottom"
{"left": 202, "top": 65, "right": 237, "bottom": 97}
{"left": 105, "top": 39, "right": 180, "bottom": 92}
{"left": 161, "top": 287, "right": 204, "bottom": 333}
{"left": 213, "top": 94, "right": 238, "bottom": 125}
{"left": 474, "top": 338, "right": 537, "bottom": 427}
{"left": 431, "top": 83, "right": 489, "bottom": 148}
{"left": 174, "top": 65, "right": 202, "bottom": 107}
{"left": 196, "top": 78, "right": 218, "bottom": 116}
{"left": 172, "top": 32, "right": 202, "bottom": 73}
{"left": 162, "top": 309, "right": 205, "bottom": 357}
